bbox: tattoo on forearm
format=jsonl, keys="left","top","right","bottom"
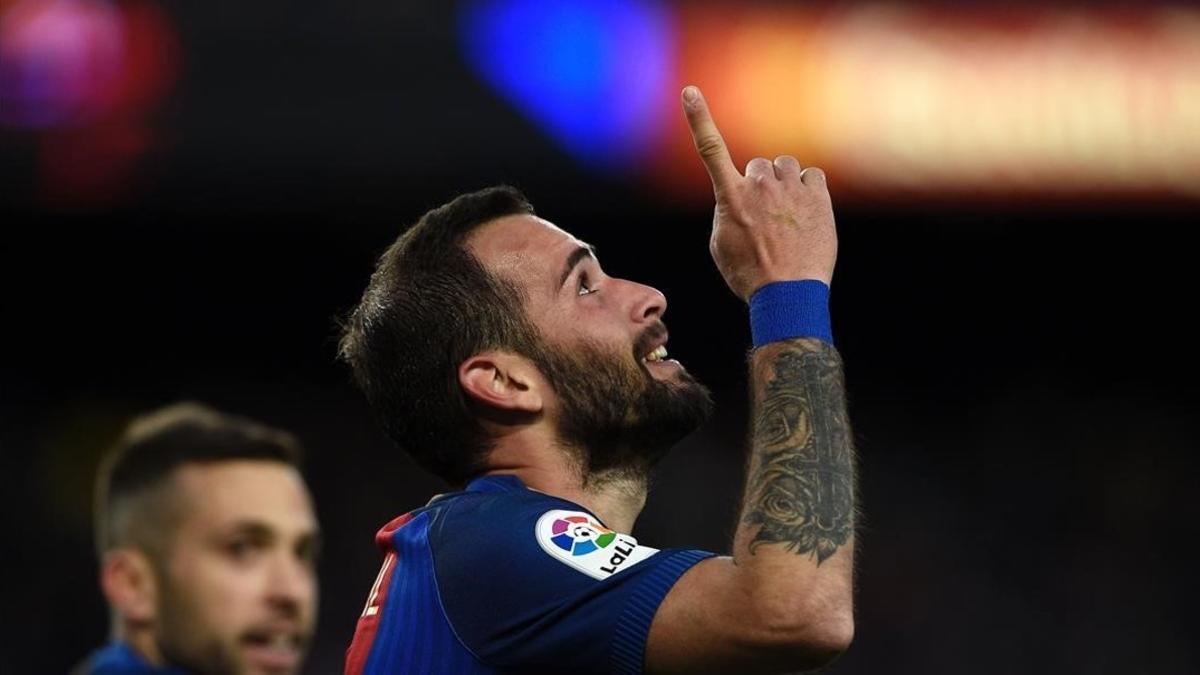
{"left": 743, "top": 340, "right": 856, "bottom": 564}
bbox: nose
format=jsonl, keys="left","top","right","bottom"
{"left": 624, "top": 278, "right": 667, "bottom": 324}
{"left": 265, "top": 553, "right": 316, "bottom": 614}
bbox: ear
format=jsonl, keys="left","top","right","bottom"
{"left": 459, "top": 351, "right": 544, "bottom": 414}
{"left": 100, "top": 548, "right": 158, "bottom": 626}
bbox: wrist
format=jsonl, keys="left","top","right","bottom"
{"left": 749, "top": 280, "right": 833, "bottom": 347}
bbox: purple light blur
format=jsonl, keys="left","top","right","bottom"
{"left": 0, "top": 0, "right": 125, "bottom": 129}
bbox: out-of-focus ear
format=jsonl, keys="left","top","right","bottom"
{"left": 100, "top": 548, "right": 158, "bottom": 626}
{"left": 459, "top": 351, "right": 544, "bottom": 414}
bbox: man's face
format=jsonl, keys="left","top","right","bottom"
{"left": 155, "top": 460, "right": 319, "bottom": 675}
{"left": 468, "top": 214, "right": 712, "bottom": 474}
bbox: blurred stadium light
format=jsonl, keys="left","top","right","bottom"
{"left": 461, "top": 1, "right": 1200, "bottom": 201}
{"left": 0, "top": 0, "right": 178, "bottom": 205}
{"left": 459, "top": 0, "right": 674, "bottom": 171}
{"left": 0, "top": 0, "right": 125, "bottom": 129}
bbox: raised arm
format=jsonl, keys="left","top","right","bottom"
{"left": 644, "top": 86, "right": 857, "bottom": 674}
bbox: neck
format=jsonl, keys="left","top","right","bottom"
{"left": 115, "top": 621, "right": 165, "bottom": 667}
{"left": 484, "top": 433, "right": 649, "bottom": 533}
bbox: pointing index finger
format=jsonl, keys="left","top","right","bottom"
{"left": 682, "top": 86, "right": 739, "bottom": 193}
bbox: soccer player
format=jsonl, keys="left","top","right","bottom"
{"left": 76, "top": 402, "right": 320, "bottom": 675}
{"left": 338, "top": 86, "right": 856, "bottom": 674}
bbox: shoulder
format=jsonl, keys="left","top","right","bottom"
{"left": 424, "top": 477, "right": 590, "bottom": 573}
{"left": 425, "top": 475, "right": 708, "bottom": 583}
{"left": 73, "top": 643, "right": 184, "bottom": 675}
{"left": 421, "top": 476, "right": 715, "bottom": 671}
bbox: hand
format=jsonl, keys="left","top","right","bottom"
{"left": 682, "top": 85, "right": 838, "bottom": 302}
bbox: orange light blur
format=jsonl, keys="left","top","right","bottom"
{"left": 655, "top": 4, "right": 1200, "bottom": 201}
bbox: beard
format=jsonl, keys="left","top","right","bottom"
{"left": 156, "top": 574, "right": 242, "bottom": 675}
{"left": 154, "top": 565, "right": 310, "bottom": 675}
{"left": 531, "top": 326, "right": 713, "bottom": 482}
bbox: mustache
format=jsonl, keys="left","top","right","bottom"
{"left": 632, "top": 322, "right": 668, "bottom": 360}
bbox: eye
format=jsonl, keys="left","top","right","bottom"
{"left": 226, "top": 537, "right": 264, "bottom": 562}
{"left": 296, "top": 537, "right": 322, "bottom": 569}
{"left": 228, "top": 540, "right": 250, "bottom": 558}
{"left": 577, "top": 274, "right": 598, "bottom": 296}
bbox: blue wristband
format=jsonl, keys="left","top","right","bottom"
{"left": 749, "top": 280, "right": 833, "bottom": 347}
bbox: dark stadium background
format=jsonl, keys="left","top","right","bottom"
{"left": 2, "top": 1, "right": 1196, "bottom": 673}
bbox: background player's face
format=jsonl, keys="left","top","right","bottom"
{"left": 468, "top": 214, "right": 712, "bottom": 472}
{"left": 155, "top": 460, "right": 319, "bottom": 675}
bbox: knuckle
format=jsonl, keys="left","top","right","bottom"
{"left": 745, "top": 157, "right": 772, "bottom": 177}
{"left": 801, "top": 166, "right": 827, "bottom": 183}
{"left": 695, "top": 135, "right": 725, "bottom": 157}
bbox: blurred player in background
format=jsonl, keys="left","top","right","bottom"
{"left": 338, "top": 86, "right": 856, "bottom": 674}
{"left": 75, "top": 402, "right": 320, "bottom": 675}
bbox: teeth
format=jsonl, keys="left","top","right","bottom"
{"left": 270, "top": 634, "right": 291, "bottom": 650}
{"left": 645, "top": 345, "right": 668, "bottom": 362}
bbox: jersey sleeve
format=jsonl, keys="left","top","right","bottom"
{"left": 429, "top": 493, "right": 714, "bottom": 674}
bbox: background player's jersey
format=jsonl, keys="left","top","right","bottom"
{"left": 345, "top": 474, "right": 714, "bottom": 675}
{"left": 73, "top": 642, "right": 187, "bottom": 674}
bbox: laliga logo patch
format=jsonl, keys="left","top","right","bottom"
{"left": 535, "top": 509, "right": 658, "bottom": 580}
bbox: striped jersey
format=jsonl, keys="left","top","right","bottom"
{"left": 344, "top": 474, "right": 713, "bottom": 674}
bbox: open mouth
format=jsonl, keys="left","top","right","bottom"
{"left": 242, "top": 631, "right": 304, "bottom": 672}
{"left": 635, "top": 324, "right": 670, "bottom": 367}
{"left": 643, "top": 344, "right": 669, "bottom": 363}
{"left": 635, "top": 324, "right": 682, "bottom": 379}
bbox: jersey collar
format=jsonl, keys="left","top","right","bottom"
{"left": 464, "top": 473, "right": 527, "bottom": 493}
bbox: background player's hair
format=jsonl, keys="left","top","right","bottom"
{"left": 338, "top": 185, "right": 543, "bottom": 485}
{"left": 94, "top": 402, "right": 302, "bottom": 558}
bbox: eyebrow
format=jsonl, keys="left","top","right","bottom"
{"left": 227, "top": 521, "right": 274, "bottom": 539}
{"left": 223, "top": 519, "right": 321, "bottom": 543}
{"left": 558, "top": 243, "right": 598, "bottom": 290}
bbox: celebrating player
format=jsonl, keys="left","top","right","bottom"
{"left": 339, "top": 86, "right": 856, "bottom": 674}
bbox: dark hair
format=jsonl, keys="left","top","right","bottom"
{"left": 338, "top": 185, "right": 542, "bottom": 485}
{"left": 95, "top": 402, "right": 302, "bottom": 556}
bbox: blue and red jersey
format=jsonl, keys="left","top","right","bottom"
{"left": 344, "top": 474, "right": 713, "bottom": 674}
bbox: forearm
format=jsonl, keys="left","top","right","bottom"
{"left": 732, "top": 337, "right": 857, "bottom": 642}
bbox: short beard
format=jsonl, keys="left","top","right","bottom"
{"left": 532, "top": 333, "right": 713, "bottom": 485}
{"left": 155, "top": 572, "right": 239, "bottom": 675}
